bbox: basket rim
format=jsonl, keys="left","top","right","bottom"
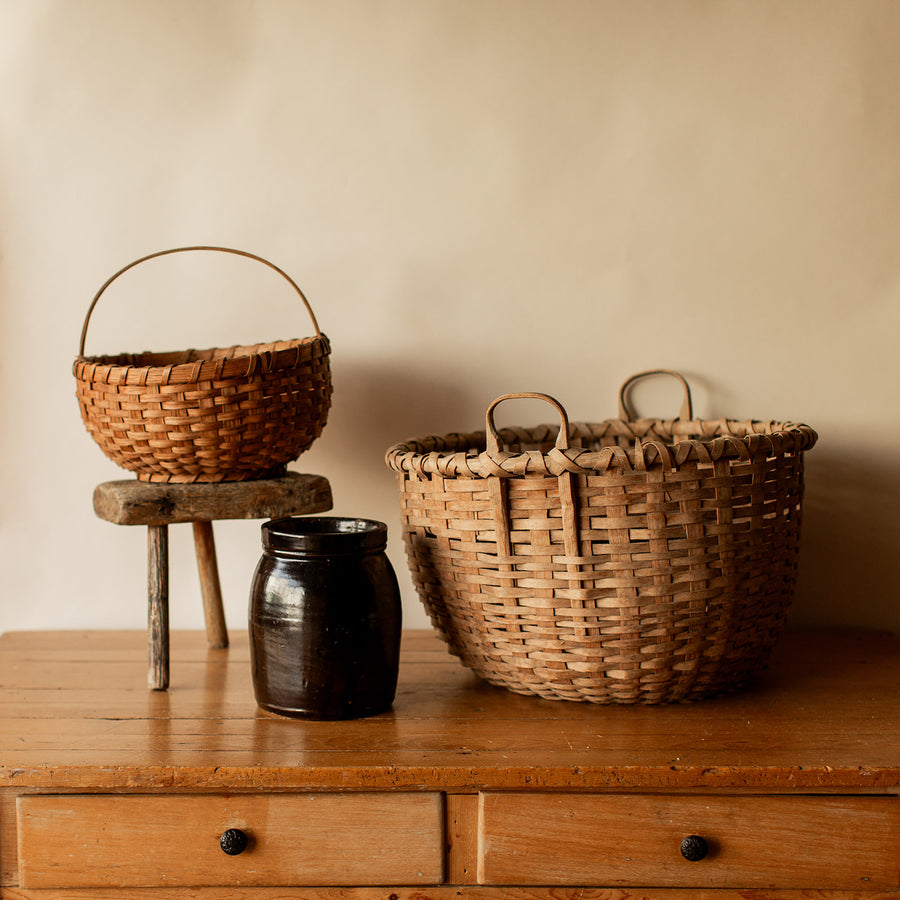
{"left": 73, "top": 333, "right": 330, "bottom": 387}
{"left": 385, "top": 416, "right": 818, "bottom": 477}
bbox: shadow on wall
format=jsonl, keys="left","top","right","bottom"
{"left": 335, "top": 357, "right": 484, "bottom": 452}
{"left": 301, "top": 356, "right": 485, "bottom": 516}
{"left": 791, "top": 447, "right": 900, "bottom": 634}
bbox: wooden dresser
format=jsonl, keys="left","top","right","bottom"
{"left": 1, "top": 628, "right": 899, "bottom": 898}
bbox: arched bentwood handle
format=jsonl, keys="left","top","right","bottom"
{"left": 618, "top": 369, "right": 693, "bottom": 422}
{"left": 485, "top": 392, "right": 571, "bottom": 456}
{"left": 78, "top": 245, "right": 323, "bottom": 357}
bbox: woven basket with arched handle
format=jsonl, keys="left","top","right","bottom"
{"left": 73, "top": 246, "right": 332, "bottom": 483}
{"left": 385, "top": 370, "right": 818, "bottom": 704}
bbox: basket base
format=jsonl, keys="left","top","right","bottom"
{"left": 433, "top": 627, "right": 781, "bottom": 705}
{"left": 135, "top": 465, "right": 289, "bottom": 484}
{"left": 474, "top": 666, "right": 758, "bottom": 705}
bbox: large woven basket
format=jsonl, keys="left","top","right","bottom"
{"left": 385, "top": 370, "right": 818, "bottom": 704}
{"left": 73, "top": 246, "right": 332, "bottom": 483}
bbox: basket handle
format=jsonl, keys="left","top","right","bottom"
{"left": 485, "top": 392, "right": 571, "bottom": 454}
{"left": 78, "top": 245, "right": 323, "bottom": 357}
{"left": 484, "top": 392, "right": 581, "bottom": 564}
{"left": 618, "top": 369, "right": 693, "bottom": 421}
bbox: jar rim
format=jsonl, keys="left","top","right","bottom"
{"left": 262, "top": 516, "right": 388, "bottom": 555}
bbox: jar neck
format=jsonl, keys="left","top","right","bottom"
{"left": 262, "top": 516, "right": 388, "bottom": 557}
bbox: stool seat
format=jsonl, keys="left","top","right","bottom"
{"left": 93, "top": 472, "right": 332, "bottom": 690}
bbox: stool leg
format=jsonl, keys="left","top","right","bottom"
{"left": 193, "top": 521, "right": 229, "bottom": 649}
{"left": 148, "top": 524, "right": 169, "bottom": 690}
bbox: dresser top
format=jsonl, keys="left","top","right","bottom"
{"left": 1, "top": 629, "right": 898, "bottom": 792}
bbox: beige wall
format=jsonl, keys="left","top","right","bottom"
{"left": 1, "top": 0, "right": 898, "bottom": 638}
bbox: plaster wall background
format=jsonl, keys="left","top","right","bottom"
{"left": 1, "top": 0, "right": 897, "bottom": 639}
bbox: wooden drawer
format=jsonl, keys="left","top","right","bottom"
{"left": 478, "top": 793, "right": 900, "bottom": 889}
{"left": 17, "top": 793, "right": 443, "bottom": 888}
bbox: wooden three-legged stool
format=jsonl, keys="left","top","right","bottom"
{"left": 92, "top": 472, "right": 332, "bottom": 690}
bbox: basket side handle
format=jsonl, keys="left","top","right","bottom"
{"left": 485, "top": 392, "right": 571, "bottom": 455}
{"left": 618, "top": 369, "right": 693, "bottom": 421}
{"left": 484, "top": 392, "right": 582, "bottom": 574}
{"left": 78, "top": 246, "right": 323, "bottom": 357}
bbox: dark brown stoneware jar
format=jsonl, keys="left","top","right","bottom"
{"left": 249, "top": 516, "right": 402, "bottom": 720}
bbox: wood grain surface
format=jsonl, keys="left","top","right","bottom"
{"left": 2, "top": 629, "right": 900, "bottom": 896}
{"left": 478, "top": 792, "right": 900, "bottom": 888}
{"left": 1, "top": 630, "right": 900, "bottom": 791}
{"left": 18, "top": 793, "right": 443, "bottom": 888}
{"left": 5, "top": 889, "right": 900, "bottom": 900}
{"left": 92, "top": 472, "right": 333, "bottom": 526}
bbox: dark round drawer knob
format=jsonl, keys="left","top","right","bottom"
{"left": 220, "top": 828, "right": 248, "bottom": 856}
{"left": 680, "top": 834, "right": 708, "bottom": 861}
